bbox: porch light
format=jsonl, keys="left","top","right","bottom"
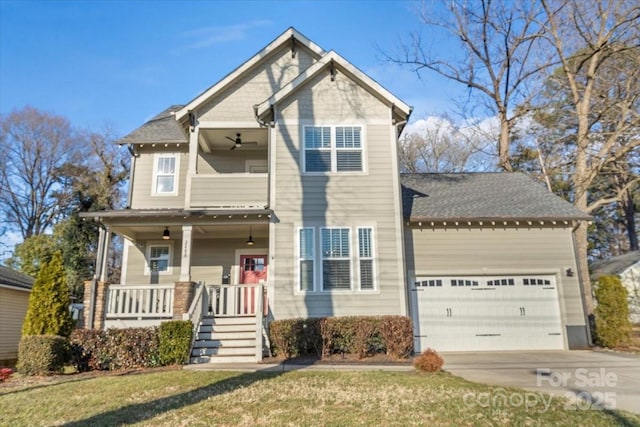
{"left": 246, "top": 226, "right": 255, "bottom": 246}
{"left": 162, "top": 227, "right": 170, "bottom": 240}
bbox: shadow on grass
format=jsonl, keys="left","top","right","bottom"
{"left": 61, "top": 367, "right": 284, "bottom": 426}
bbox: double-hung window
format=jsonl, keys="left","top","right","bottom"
{"left": 153, "top": 154, "right": 179, "bottom": 195}
{"left": 146, "top": 244, "right": 171, "bottom": 275}
{"left": 358, "top": 227, "right": 374, "bottom": 290}
{"left": 299, "top": 228, "right": 315, "bottom": 292}
{"left": 321, "top": 228, "right": 351, "bottom": 290}
{"left": 304, "top": 126, "right": 362, "bottom": 173}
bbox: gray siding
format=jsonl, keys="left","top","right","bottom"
{"left": 271, "top": 70, "right": 405, "bottom": 319}
{"left": 198, "top": 45, "right": 317, "bottom": 122}
{"left": 405, "top": 225, "right": 586, "bottom": 326}
{"left": 190, "top": 175, "right": 267, "bottom": 208}
{"left": 130, "top": 148, "right": 188, "bottom": 209}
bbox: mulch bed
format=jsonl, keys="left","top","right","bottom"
{"left": 261, "top": 353, "right": 413, "bottom": 366}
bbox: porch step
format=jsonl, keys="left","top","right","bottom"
{"left": 190, "top": 355, "right": 258, "bottom": 364}
{"left": 190, "top": 315, "right": 260, "bottom": 364}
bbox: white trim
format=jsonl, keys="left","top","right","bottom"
{"left": 256, "top": 50, "right": 411, "bottom": 119}
{"left": 196, "top": 121, "right": 264, "bottom": 129}
{"left": 176, "top": 28, "right": 325, "bottom": 121}
{"left": 233, "top": 247, "right": 269, "bottom": 285}
{"left": 356, "top": 226, "right": 376, "bottom": 292}
{"left": 0, "top": 284, "right": 31, "bottom": 292}
{"left": 151, "top": 153, "right": 180, "bottom": 197}
{"left": 390, "top": 120, "right": 409, "bottom": 315}
{"left": 144, "top": 241, "right": 174, "bottom": 276}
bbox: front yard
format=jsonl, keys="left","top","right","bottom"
{"left": 1, "top": 368, "right": 638, "bottom": 426}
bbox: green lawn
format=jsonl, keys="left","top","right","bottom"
{"left": 0, "top": 368, "right": 638, "bottom": 426}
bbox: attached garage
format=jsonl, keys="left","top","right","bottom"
{"left": 401, "top": 173, "right": 592, "bottom": 352}
{"left": 412, "top": 275, "right": 565, "bottom": 352}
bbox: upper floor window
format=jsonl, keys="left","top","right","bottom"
{"left": 303, "top": 126, "right": 363, "bottom": 173}
{"left": 152, "top": 154, "right": 179, "bottom": 196}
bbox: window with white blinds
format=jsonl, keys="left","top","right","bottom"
{"left": 358, "top": 227, "right": 374, "bottom": 290}
{"left": 297, "top": 226, "right": 376, "bottom": 292}
{"left": 299, "top": 228, "right": 315, "bottom": 292}
{"left": 303, "top": 126, "right": 363, "bottom": 173}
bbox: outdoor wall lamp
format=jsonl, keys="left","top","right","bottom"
{"left": 162, "top": 227, "right": 170, "bottom": 240}
{"left": 566, "top": 268, "right": 574, "bottom": 277}
{"left": 246, "top": 225, "right": 255, "bottom": 246}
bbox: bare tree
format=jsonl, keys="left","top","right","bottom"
{"left": 389, "top": 0, "right": 550, "bottom": 171}
{"left": 538, "top": 0, "right": 640, "bottom": 315}
{"left": 399, "top": 116, "right": 494, "bottom": 172}
{"left": 0, "top": 106, "right": 83, "bottom": 239}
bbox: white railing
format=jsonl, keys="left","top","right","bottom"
{"left": 206, "top": 284, "right": 264, "bottom": 317}
{"left": 184, "top": 282, "right": 206, "bottom": 351}
{"left": 106, "top": 285, "right": 174, "bottom": 318}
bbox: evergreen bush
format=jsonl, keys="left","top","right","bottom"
{"left": 594, "top": 275, "right": 632, "bottom": 348}
{"left": 158, "top": 320, "right": 193, "bottom": 365}
{"left": 16, "top": 335, "right": 68, "bottom": 375}
{"left": 22, "top": 251, "right": 74, "bottom": 338}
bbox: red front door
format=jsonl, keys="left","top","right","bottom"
{"left": 240, "top": 255, "right": 268, "bottom": 284}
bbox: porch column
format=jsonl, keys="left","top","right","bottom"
{"left": 179, "top": 225, "right": 193, "bottom": 282}
{"left": 99, "top": 226, "right": 111, "bottom": 283}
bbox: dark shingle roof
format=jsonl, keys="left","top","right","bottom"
{"left": 591, "top": 251, "right": 640, "bottom": 279}
{"left": 118, "top": 105, "right": 187, "bottom": 145}
{"left": 401, "top": 172, "right": 590, "bottom": 221}
{"left": 0, "top": 266, "right": 34, "bottom": 290}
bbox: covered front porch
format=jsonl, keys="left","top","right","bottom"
{"left": 81, "top": 208, "right": 272, "bottom": 362}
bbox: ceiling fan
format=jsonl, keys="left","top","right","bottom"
{"left": 226, "top": 133, "right": 258, "bottom": 150}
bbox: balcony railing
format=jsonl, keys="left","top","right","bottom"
{"left": 106, "top": 285, "right": 174, "bottom": 319}
{"left": 189, "top": 174, "right": 268, "bottom": 209}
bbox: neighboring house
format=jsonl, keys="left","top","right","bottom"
{"left": 591, "top": 251, "right": 640, "bottom": 324}
{"left": 81, "top": 28, "right": 591, "bottom": 362}
{"left": 0, "top": 266, "right": 33, "bottom": 365}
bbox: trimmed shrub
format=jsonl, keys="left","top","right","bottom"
{"left": 106, "top": 327, "right": 160, "bottom": 369}
{"left": 379, "top": 316, "right": 414, "bottom": 359}
{"left": 70, "top": 327, "right": 160, "bottom": 371}
{"left": 594, "top": 275, "right": 632, "bottom": 348}
{"left": 22, "top": 252, "right": 74, "bottom": 338}
{"left": 269, "top": 318, "right": 322, "bottom": 359}
{"left": 413, "top": 349, "right": 444, "bottom": 372}
{"left": 270, "top": 315, "right": 413, "bottom": 360}
{"left": 69, "top": 329, "right": 110, "bottom": 372}
{"left": 159, "top": 320, "right": 193, "bottom": 365}
{"left": 16, "top": 335, "right": 68, "bottom": 375}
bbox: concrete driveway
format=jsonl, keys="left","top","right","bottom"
{"left": 442, "top": 350, "right": 640, "bottom": 414}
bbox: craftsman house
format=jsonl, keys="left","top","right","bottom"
{"left": 82, "top": 28, "right": 590, "bottom": 362}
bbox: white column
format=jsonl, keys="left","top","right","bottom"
{"left": 99, "top": 226, "right": 111, "bottom": 283}
{"left": 185, "top": 126, "right": 199, "bottom": 209}
{"left": 179, "top": 225, "right": 193, "bottom": 282}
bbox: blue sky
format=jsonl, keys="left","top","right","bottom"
{"left": 0, "top": 0, "right": 465, "bottom": 137}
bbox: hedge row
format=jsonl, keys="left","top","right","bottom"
{"left": 269, "top": 316, "right": 413, "bottom": 360}
{"left": 16, "top": 320, "right": 193, "bottom": 375}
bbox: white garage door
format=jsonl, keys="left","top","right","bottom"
{"left": 412, "top": 275, "right": 565, "bottom": 352}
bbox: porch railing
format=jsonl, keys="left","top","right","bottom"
{"left": 106, "top": 285, "right": 174, "bottom": 318}
{"left": 185, "top": 282, "right": 207, "bottom": 351}
{"left": 205, "top": 284, "right": 264, "bottom": 317}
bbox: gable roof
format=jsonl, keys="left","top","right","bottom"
{"left": 118, "top": 105, "right": 187, "bottom": 145}
{"left": 591, "top": 251, "right": 640, "bottom": 279}
{"left": 401, "top": 173, "right": 590, "bottom": 222}
{"left": 254, "top": 50, "right": 412, "bottom": 121}
{"left": 175, "top": 27, "right": 325, "bottom": 122}
{"left": 0, "top": 266, "right": 34, "bottom": 291}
